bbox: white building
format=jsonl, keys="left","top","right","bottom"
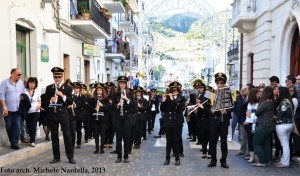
{"left": 231, "top": 0, "right": 300, "bottom": 86}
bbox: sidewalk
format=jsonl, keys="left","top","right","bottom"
{"left": 0, "top": 125, "right": 64, "bottom": 167}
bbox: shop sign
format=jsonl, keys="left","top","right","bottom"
{"left": 82, "top": 43, "right": 100, "bottom": 57}
{"left": 41, "top": 44, "right": 49, "bottom": 63}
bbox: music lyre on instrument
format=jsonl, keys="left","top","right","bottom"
{"left": 212, "top": 87, "right": 234, "bottom": 122}
{"left": 49, "top": 83, "right": 62, "bottom": 113}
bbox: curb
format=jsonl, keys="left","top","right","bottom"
{"left": 0, "top": 137, "right": 63, "bottom": 167}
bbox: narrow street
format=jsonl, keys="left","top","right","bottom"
{"left": 1, "top": 113, "right": 300, "bottom": 176}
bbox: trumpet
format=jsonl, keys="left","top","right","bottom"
{"left": 187, "top": 100, "right": 208, "bottom": 116}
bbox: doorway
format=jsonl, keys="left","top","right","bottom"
{"left": 84, "top": 60, "right": 90, "bottom": 84}
{"left": 63, "top": 54, "right": 70, "bottom": 82}
{"left": 290, "top": 25, "right": 300, "bottom": 75}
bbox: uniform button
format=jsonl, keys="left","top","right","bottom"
{"left": 169, "top": 112, "right": 171, "bottom": 114}
{"left": 169, "top": 117, "right": 171, "bottom": 119}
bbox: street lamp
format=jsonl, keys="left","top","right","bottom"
{"left": 120, "top": 59, "right": 125, "bottom": 72}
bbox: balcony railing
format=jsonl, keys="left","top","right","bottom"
{"left": 90, "top": 0, "right": 111, "bottom": 35}
{"left": 106, "top": 39, "right": 126, "bottom": 55}
{"left": 227, "top": 41, "right": 239, "bottom": 60}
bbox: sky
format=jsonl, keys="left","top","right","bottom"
{"left": 208, "top": 0, "right": 233, "bottom": 12}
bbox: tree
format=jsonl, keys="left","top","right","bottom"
{"left": 153, "top": 64, "right": 166, "bottom": 81}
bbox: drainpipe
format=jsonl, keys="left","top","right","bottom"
{"left": 239, "top": 33, "right": 243, "bottom": 90}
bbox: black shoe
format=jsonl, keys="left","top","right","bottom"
{"left": 110, "top": 150, "right": 118, "bottom": 154}
{"left": 175, "top": 160, "right": 180, "bottom": 166}
{"left": 189, "top": 139, "right": 196, "bottom": 142}
{"left": 69, "top": 158, "right": 76, "bottom": 164}
{"left": 221, "top": 162, "right": 229, "bottom": 168}
{"left": 143, "top": 137, "right": 147, "bottom": 140}
{"left": 124, "top": 158, "right": 129, "bottom": 163}
{"left": 11, "top": 145, "right": 20, "bottom": 150}
{"left": 50, "top": 159, "right": 60, "bottom": 164}
{"left": 154, "top": 135, "right": 161, "bottom": 138}
{"left": 94, "top": 151, "right": 99, "bottom": 154}
{"left": 164, "top": 160, "right": 170, "bottom": 165}
{"left": 85, "top": 139, "right": 88, "bottom": 143}
{"left": 148, "top": 132, "right": 152, "bottom": 134}
{"left": 100, "top": 150, "right": 104, "bottom": 154}
{"left": 179, "top": 153, "right": 184, "bottom": 157}
{"left": 200, "top": 149, "right": 203, "bottom": 152}
{"left": 207, "top": 161, "right": 217, "bottom": 167}
{"left": 151, "top": 129, "right": 154, "bottom": 131}
{"left": 136, "top": 145, "right": 140, "bottom": 149}
{"left": 115, "top": 158, "right": 122, "bottom": 163}
{"left": 201, "top": 155, "right": 207, "bottom": 159}
{"left": 45, "top": 136, "right": 50, "bottom": 141}
{"left": 196, "top": 142, "right": 201, "bottom": 145}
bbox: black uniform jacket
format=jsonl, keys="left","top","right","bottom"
{"left": 45, "top": 83, "right": 73, "bottom": 121}
{"left": 149, "top": 95, "right": 160, "bottom": 114}
{"left": 112, "top": 90, "right": 137, "bottom": 119}
{"left": 195, "top": 94, "right": 212, "bottom": 130}
{"left": 91, "top": 97, "right": 111, "bottom": 122}
{"left": 136, "top": 97, "right": 149, "bottom": 121}
{"left": 160, "top": 96, "right": 186, "bottom": 128}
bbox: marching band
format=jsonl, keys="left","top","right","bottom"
{"left": 42, "top": 67, "right": 234, "bottom": 167}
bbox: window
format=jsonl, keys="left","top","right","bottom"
{"left": 16, "top": 26, "right": 29, "bottom": 79}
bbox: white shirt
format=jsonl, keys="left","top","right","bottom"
{"left": 245, "top": 103, "right": 258, "bottom": 123}
{"left": 25, "top": 88, "right": 41, "bottom": 113}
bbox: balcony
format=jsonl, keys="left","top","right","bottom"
{"left": 128, "top": 0, "right": 139, "bottom": 13}
{"left": 102, "top": 0, "right": 125, "bottom": 13}
{"left": 227, "top": 40, "right": 239, "bottom": 61}
{"left": 119, "top": 10, "right": 133, "bottom": 29}
{"left": 70, "top": 0, "right": 111, "bottom": 39}
{"left": 231, "top": 0, "right": 257, "bottom": 33}
{"left": 105, "top": 39, "right": 127, "bottom": 60}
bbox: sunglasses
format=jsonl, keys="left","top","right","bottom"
{"left": 54, "top": 76, "right": 62, "bottom": 79}
{"left": 17, "top": 74, "right": 22, "bottom": 76}
{"left": 216, "top": 82, "right": 224, "bottom": 85}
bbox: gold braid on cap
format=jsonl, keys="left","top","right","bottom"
{"left": 190, "top": 78, "right": 206, "bottom": 88}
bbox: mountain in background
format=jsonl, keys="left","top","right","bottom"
{"left": 163, "top": 12, "right": 200, "bottom": 33}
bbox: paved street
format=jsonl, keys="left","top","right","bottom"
{"left": 1, "top": 114, "right": 300, "bottom": 176}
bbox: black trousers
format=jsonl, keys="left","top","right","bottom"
{"left": 189, "top": 115, "right": 197, "bottom": 140}
{"left": 114, "top": 118, "right": 132, "bottom": 159}
{"left": 94, "top": 121, "right": 107, "bottom": 152}
{"left": 158, "top": 118, "right": 165, "bottom": 135}
{"left": 76, "top": 120, "right": 84, "bottom": 145}
{"left": 48, "top": 119, "right": 74, "bottom": 160}
{"left": 105, "top": 112, "right": 115, "bottom": 144}
{"left": 134, "top": 120, "right": 144, "bottom": 145}
{"left": 88, "top": 113, "right": 94, "bottom": 138}
{"left": 69, "top": 119, "right": 76, "bottom": 148}
{"left": 83, "top": 117, "right": 89, "bottom": 141}
{"left": 201, "top": 128, "right": 211, "bottom": 155}
{"left": 150, "top": 111, "right": 157, "bottom": 130}
{"left": 165, "top": 126, "right": 181, "bottom": 161}
{"left": 293, "top": 118, "right": 300, "bottom": 153}
{"left": 146, "top": 116, "right": 151, "bottom": 133}
{"left": 26, "top": 112, "right": 40, "bottom": 143}
{"left": 210, "top": 121, "right": 229, "bottom": 162}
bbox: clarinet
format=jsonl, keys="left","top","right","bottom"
{"left": 95, "top": 95, "right": 102, "bottom": 121}
{"left": 54, "top": 84, "right": 58, "bottom": 113}
{"left": 120, "top": 90, "right": 124, "bottom": 116}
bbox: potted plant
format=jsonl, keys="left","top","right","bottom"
{"left": 78, "top": 1, "right": 90, "bottom": 20}
{"left": 113, "top": 0, "right": 129, "bottom": 8}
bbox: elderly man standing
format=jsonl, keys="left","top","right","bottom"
{"left": 0, "top": 68, "right": 25, "bottom": 149}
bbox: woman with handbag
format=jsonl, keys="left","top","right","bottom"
{"left": 274, "top": 87, "right": 294, "bottom": 167}
{"left": 244, "top": 88, "right": 259, "bottom": 163}
{"left": 160, "top": 81, "right": 185, "bottom": 166}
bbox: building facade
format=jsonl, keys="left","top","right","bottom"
{"left": 231, "top": 0, "right": 300, "bottom": 86}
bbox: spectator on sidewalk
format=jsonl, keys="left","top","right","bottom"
{"left": 253, "top": 86, "right": 275, "bottom": 167}
{"left": 259, "top": 81, "right": 265, "bottom": 89}
{"left": 285, "top": 75, "right": 296, "bottom": 87}
{"left": 24, "top": 77, "right": 41, "bottom": 147}
{"left": 269, "top": 76, "right": 280, "bottom": 87}
{"left": 232, "top": 89, "right": 244, "bottom": 141}
{"left": 0, "top": 68, "right": 25, "bottom": 149}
